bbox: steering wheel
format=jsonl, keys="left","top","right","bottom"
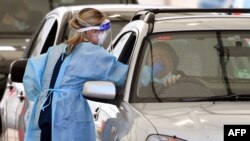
{"left": 157, "top": 76, "right": 215, "bottom": 97}
{"left": 177, "top": 76, "right": 206, "bottom": 87}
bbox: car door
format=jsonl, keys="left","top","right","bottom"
{"left": 0, "top": 15, "right": 60, "bottom": 141}
{"left": 91, "top": 31, "right": 137, "bottom": 141}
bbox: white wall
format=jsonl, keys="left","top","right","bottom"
{"left": 137, "top": 0, "right": 199, "bottom": 7}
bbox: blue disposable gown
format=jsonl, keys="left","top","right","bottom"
{"left": 23, "top": 42, "right": 128, "bottom": 141}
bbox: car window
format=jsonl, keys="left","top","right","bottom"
{"left": 113, "top": 32, "right": 134, "bottom": 59}
{"left": 29, "top": 17, "right": 58, "bottom": 57}
{"left": 132, "top": 31, "right": 250, "bottom": 103}
{"left": 117, "top": 32, "right": 136, "bottom": 64}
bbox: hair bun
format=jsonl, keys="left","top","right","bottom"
{"left": 69, "top": 16, "right": 82, "bottom": 29}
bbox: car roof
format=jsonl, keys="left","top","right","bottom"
{"left": 46, "top": 4, "right": 174, "bottom": 21}
{"left": 153, "top": 16, "right": 250, "bottom": 32}
{"left": 129, "top": 8, "right": 250, "bottom": 33}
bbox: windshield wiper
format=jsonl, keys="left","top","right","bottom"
{"left": 182, "top": 94, "right": 250, "bottom": 102}
{"left": 215, "top": 31, "right": 233, "bottom": 95}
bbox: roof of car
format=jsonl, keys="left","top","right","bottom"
{"left": 153, "top": 16, "right": 250, "bottom": 32}
{"left": 66, "top": 4, "right": 174, "bottom": 13}
{"left": 46, "top": 4, "right": 174, "bottom": 21}
{"left": 132, "top": 8, "right": 250, "bottom": 21}
{"left": 128, "top": 8, "right": 250, "bottom": 32}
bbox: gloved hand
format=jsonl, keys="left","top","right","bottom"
{"left": 163, "top": 74, "right": 181, "bottom": 87}
{"left": 153, "top": 72, "right": 182, "bottom": 88}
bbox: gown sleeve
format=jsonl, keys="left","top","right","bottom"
{"left": 96, "top": 49, "right": 128, "bottom": 87}
{"left": 23, "top": 53, "right": 48, "bottom": 101}
{"left": 52, "top": 43, "right": 128, "bottom": 88}
{"left": 105, "top": 57, "right": 128, "bottom": 87}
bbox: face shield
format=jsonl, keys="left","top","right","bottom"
{"left": 77, "top": 19, "right": 112, "bottom": 49}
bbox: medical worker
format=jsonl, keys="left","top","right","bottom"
{"left": 23, "top": 8, "right": 128, "bottom": 141}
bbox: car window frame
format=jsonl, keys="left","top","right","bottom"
{"left": 111, "top": 31, "right": 137, "bottom": 105}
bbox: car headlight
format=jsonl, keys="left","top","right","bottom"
{"left": 147, "top": 134, "right": 187, "bottom": 141}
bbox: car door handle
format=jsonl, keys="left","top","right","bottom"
{"left": 93, "top": 106, "right": 101, "bottom": 121}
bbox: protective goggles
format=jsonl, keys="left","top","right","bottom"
{"left": 77, "top": 19, "right": 111, "bottom": 32}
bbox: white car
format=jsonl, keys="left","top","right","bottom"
{"left": 0, "top": 4, "right": 171, "bottom": 141}
{"left": 83, "top": 8, "right": 250, "bottom": 141}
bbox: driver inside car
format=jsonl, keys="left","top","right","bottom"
{"left": 140, "top": 41, "right": 181, "bottom": 88}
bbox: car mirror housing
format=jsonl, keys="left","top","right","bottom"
{"left": 83, "top": 81, "right": 116, "bottom": 101}
{"left": 10, "top": 59, "right": 27, "bottom": 83}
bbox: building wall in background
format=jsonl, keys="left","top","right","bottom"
{"left": 137, "top": 0, "right": 198, "bottom": 7}
{"left": 137, "top": 0, "right": 249, "bottom": 8}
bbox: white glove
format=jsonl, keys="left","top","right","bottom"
{"left": 153, "top": 72, "right": 181, "bottom": 87}
{"left": 163, "top": 74, "right": 181, "bottom": 87}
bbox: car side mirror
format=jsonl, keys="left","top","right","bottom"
{"left": 10, "top": 59, "right": 28, "bottom": 83}
{"left": 83, "top": 81, "right": 116, "bottom": 102}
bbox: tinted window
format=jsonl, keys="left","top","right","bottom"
{"left": 113, "top": 32, "right": 133, "bottom": 58}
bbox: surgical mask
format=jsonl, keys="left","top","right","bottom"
{"left": 140, "top": 60, "right": 173, "bottom": 87}
{"left": 153, "top": 60, "right": 173, "bottom": 84}
{"left": 152, "top": 59, "right": 165, "bottom": 77}
{"left": 140, "top": 65, "right": 173, "bottom": 87}
{"left": 98, "top": 31, "right": 107, "bottom": 46}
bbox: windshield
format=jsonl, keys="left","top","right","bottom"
{"left": 133, "top": 31, "right": 250, "bottom": 102}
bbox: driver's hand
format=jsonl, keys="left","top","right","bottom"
{"left": 163, "top": 74, "right": 181, "bottom": 87}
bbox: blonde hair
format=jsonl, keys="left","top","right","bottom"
{"left": 66, "top": 8, "right": 106, "bottom": 53}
